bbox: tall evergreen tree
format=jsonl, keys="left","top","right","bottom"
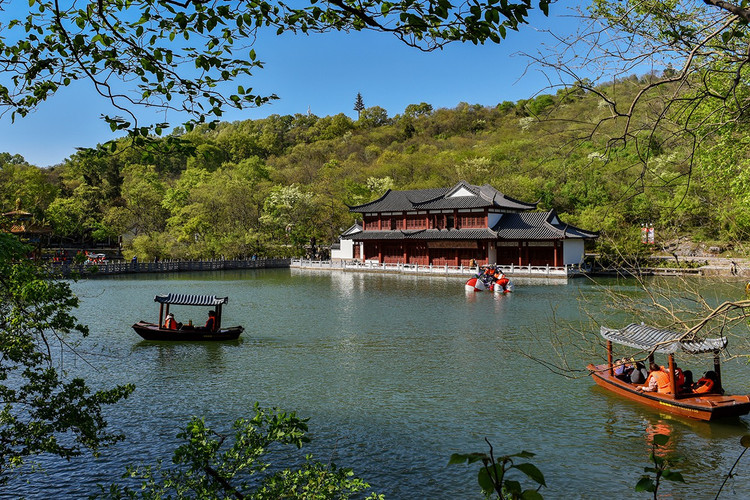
{"left": 354, "top": 93, "right": 365, "bottom": 119}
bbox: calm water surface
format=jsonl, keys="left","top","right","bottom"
{"left": 9, "top": 269, "right": 750, "bottom": 499}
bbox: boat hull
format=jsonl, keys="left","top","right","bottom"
{"left": 132, "top": 321, "right": 243, "bottom": 341}
{"left": 465, "top": 277, "right": 486, "bottom": 291}
{"left": 588, "top": 363, "right": 750, "bottom": 421}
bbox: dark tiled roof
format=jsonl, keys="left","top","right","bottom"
{"left": 348, "top": 181, "right": 536, "bottom": 213}
{"left": 344, "top": 228, "right": 499, "bottom": 241}
{"left": 343, "top": 210, "right": 598, "bottom": 242}
{"left": 492, "top": 211, "right": 598, "bottom": 240}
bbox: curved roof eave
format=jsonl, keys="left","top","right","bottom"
{"left": 348, "top": 189, "right": 393, "bottom": 212}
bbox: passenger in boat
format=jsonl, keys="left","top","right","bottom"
{"left": 660, "top": 364, "right": 685, "bottom": 388}
{"left": 694, "top": 371, "right": 717, "bottom": 394}
{"left": 637, "top": 363, "right": 670, "bottom": 393}
{"left": 630, "top": 361, "right": 648, "bottom": 384}
{"left": 681, "top": 370, "right": 695, "bottom": 392}
{"left": 201, "top": 310, "right": 217, "bottom": 332}
{"left": 614, "top": 358, "right": 633, "bottom": 381}
{"left": 496, "top": 273, "right": 510, "bottom": 291}
{"left": 163, "top": 313, "right": 180, "bottom": 330}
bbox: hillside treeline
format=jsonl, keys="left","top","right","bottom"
{"left": 1, "top": 76, "right": 746, "bottom": 260}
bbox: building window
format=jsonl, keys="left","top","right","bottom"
{"left": 458, "top": 215, "right": 484, "bottom": 228}
{"left": 406, "top": 217, "right": 425, "bottom": 229}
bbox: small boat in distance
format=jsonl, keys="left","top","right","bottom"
{"left": 588, "top": 323, "right": 750, "bottom": 421}
{"left": 465, "top": 266, "right": 513, "bottom": 293}
{"left": 132, "top": 293, "right": 244, "bottom": 341}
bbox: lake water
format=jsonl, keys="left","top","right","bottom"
{"left": 7, "top": 269, "right": 750, "bottom": 498}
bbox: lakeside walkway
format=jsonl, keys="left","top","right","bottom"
{"left": 49, "top": 257, "right": 290, "bottom": 276}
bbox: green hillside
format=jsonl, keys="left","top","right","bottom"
{"left": 1, "top": 77, "right": 744, "bottom": 261}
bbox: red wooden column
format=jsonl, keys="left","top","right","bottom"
{"left": 553, "top": 241, "right": 559, "bottom": 267}
{"left": 518, "top": 242, "right": 523, "bottom": 266}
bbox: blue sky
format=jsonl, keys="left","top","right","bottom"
{"left": 0, "top": 4, "right": 583, "bottom": 167}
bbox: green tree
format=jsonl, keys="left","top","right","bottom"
{"left": 98, "top": 405, "right": 381, "bottom": 499}
{"left": 0, "top": 156, "right": 58, "bottom": 217}
{"left": 354, "top": 92, "right": 365, "bottom": 119}
{"left": 260, "top": 184, "right": 317, "bottom": 255}
{"left": 0, "top": 233, "right": 134, "bottom": 485}
{"left": 358, "top": 106, "right": 391, "bottom": 128}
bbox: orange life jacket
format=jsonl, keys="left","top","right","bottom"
{"left": 647, "top": 370, "right": 671, "bottom": 393}
{"left": 659, "top": 365, "right": 685, "bottom": 388}
{"left": 694, "top": 377, "right": 714, "bottom": 394}
{"left": 205, "top": 316, "right": 216, "bottom": 332}
{"left": 164, "top": 317, "right": 177, "bottom": 330}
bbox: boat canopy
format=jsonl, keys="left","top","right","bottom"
{"left": 154, "top": 293, "right": 229, "bottom": 306}
{"left": 600, "top": 323, "right": 727, "bottom": 354}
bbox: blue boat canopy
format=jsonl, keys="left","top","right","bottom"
{"left": 600, "top": 323, "right": 727, "bottom": 354}
{"left": 154, "top": 293, "right": 229, "bottom": 306}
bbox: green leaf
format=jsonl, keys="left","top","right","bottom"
{"left": 477, "top": 467, "right": 496, "bottom": 494}
{"left": 635, "top": 477, "right": 655, "bottom": 492}
{"left": 504, "top": 479, "right": 522, "bottom": 495}
{"left": 653, "top": 434, "right": 670, "bottom": 446}
{"left": 448, "top": 452, "right": 486, "bottom": 465}
{"left": 513, "top": 463, "right": 546, "bottom": 486}
{"left": 521, "top": 490, "right": 544, "bottom": 500}
{"left": 539, "top": 0, "right": 549, "bottom": 16}
{"left": 662, "top": 470, "right": 685, "bottom": 483}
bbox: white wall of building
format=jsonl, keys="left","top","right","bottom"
{"left": 563, "top": 240, "right": 585, "bottom": 265}
{"left": 331, "top": 239, "right": 355, "bottom": 260}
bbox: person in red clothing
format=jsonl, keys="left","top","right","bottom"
{"left": 203, "top": 310, "right": 217, "bottom": 332}
{"left": 163, "top": 312, "right": 179, "bottom": 330}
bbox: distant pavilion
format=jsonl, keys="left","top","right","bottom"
{"left": 341, "top": 181, "right": 598, "bottom": 267}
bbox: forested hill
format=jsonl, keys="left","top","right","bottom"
{"left": 1, "top": 76, "right": 746, "bottom": 260}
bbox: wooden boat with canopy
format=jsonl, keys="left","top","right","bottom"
{"left": 587, "top": 323, "right": 750, "bottom": 421}
{"left": 132, "top": 293, "right": 244, "bottom": 341}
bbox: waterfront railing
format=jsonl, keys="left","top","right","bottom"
{"left": 290, "top": 259, "right": 571, "bottom": 277}
{"left": 49, "top": 258, "right": 290, "bottom": 276}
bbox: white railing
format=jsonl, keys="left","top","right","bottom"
{"left": 290, "top": 259, "right": 569, "bottom": 277}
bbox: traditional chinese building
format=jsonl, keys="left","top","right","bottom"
{"left": 342, "top": 181, "right": 598, "bottom": 267}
